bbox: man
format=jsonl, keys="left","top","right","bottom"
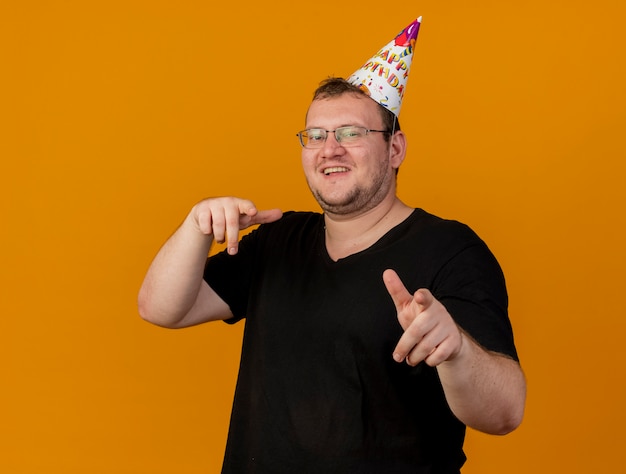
{"left": 138, "top": 19, "right": 525, "bottom": 473}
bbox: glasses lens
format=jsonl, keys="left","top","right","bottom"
{"left": 336, "top": 126, "right": 366, "bottom": 145}
{"left": 302, "top": 129, "right": 326, "bottom": 148}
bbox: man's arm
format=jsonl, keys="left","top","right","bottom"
{"left": 434, "top": 332, "right": 525, "bottom": 435}
{"left": 137, "top": 197, "right": 282, "bottom": 329}
{"left": 383, "top": 269, "right": 526, "bottom": 435}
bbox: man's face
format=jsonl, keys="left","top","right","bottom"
{"left": 302, "top": 94, "right": 400, "bottom": 217}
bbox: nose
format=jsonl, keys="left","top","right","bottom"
{"left": 319, "top": 132, "right": 346, "bottom": 158}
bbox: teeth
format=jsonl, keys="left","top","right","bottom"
{"left": 323, "top": 167, "right": 349, "bottom": 175}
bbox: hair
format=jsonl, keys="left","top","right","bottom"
{"left": 312, "top": 77, "right": 401, "bottom": 141}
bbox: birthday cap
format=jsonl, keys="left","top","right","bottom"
{"left": 347, "top": 17, "right": 422, "bottom": 117}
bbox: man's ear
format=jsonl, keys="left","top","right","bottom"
{"left": 389, "top": 131, "right": 407, "bottom": 170}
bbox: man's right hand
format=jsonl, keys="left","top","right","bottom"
{"left": 190, "top": 197, "right": 283, "bottom": 255}
{"left": 138, "top": 197, "right": 282, "bottom": 328}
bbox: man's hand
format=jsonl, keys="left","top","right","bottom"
{"left": 383, "top": 269, "right": 463, "bottom": 367}
{"left": 138, "top": 197, "right": 282, "bottom": 328}
{"left": 191, "top": 197, "right": 283, "bottom": 255}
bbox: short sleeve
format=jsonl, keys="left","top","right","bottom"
{"left": 432, "top": 239, "right": 518, "bottom": 361}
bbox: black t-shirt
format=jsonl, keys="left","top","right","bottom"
{"left": 204, "top": 209, "right": 518, "bottom": 474}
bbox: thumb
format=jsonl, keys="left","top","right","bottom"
{"left": 412, "top": 288, "right": 434, "bottom": 310}
{"left": 251, "top": 208, "right": 283, "bottom": 225}
{"left": 240, "top": 208, "right": 283, "bottom": 230}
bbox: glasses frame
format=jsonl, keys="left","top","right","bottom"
{"left": 296, "top": 126, "right": 390, "bottom": 149}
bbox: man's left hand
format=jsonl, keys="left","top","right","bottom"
{"left": 383, "top": 269, "right": 464, "bottom": 367}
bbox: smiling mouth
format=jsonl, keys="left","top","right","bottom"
{"left": 323, "top": 166, "right": 349, "bottom": 176}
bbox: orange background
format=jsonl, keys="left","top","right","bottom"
{"left": 2, "top": 1, "right": 625, "bottom": 472}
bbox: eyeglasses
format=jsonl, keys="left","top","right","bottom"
{"left": 296, "top": 126, "right": 389, "bottom": 149}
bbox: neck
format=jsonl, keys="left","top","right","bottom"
{"left": 323, "top": 197, "right": 413, "bottom": 261}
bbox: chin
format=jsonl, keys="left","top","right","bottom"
{"left": 316, "top": 195, "right": 378, "bottom": 217}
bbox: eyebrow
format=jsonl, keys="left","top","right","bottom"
{"left": 305, "top": 124, "right": 367, "bottom": 130}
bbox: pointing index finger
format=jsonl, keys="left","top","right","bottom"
{"left": 382, "top": 269, "right": 412, "bottom": 309}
